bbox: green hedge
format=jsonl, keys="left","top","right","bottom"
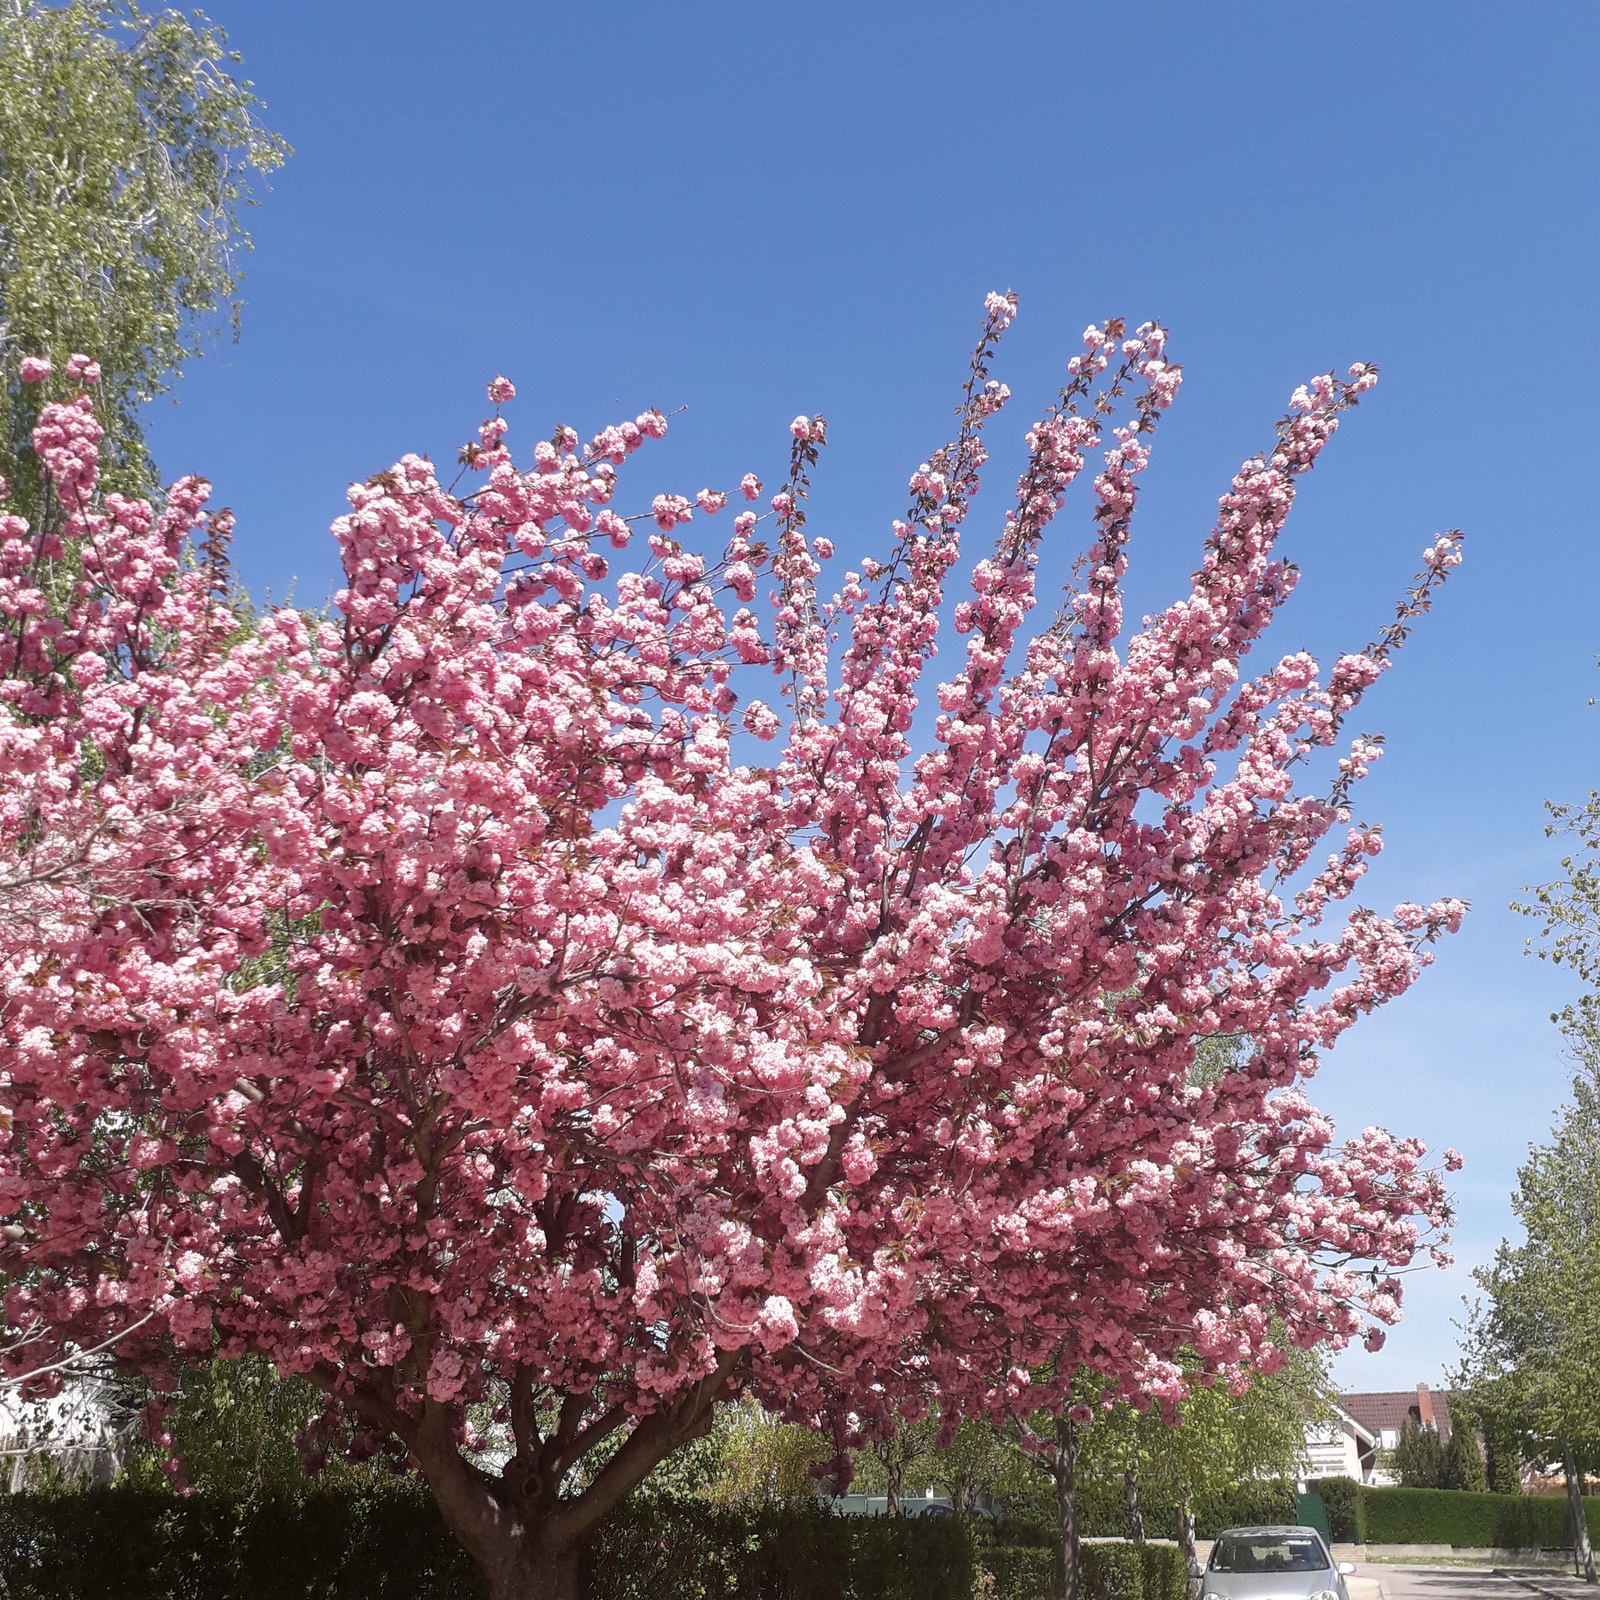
{"left": 1307, "top": 1480, "right": 1600, "bottom": 1549}
{"left": 979, "top": 1540, "right": 1185, "bottom": 1600}
{"left": 980, "top": 1543, "right": 1057, "bottom": 1600}
{"left": 0, "top": 1488, "right": 979, "bottom": 1600}
{"left": 1138, "top": 1542, "right": 1188, "bottom": 1600}
{"left": 1083, "top": 1542, "right": 1143, "bottom": 1600}
{"left": 595, "top": 1502, "right": 975, "bottom": 1600}
{"left": 1309, "top": 1478, "right": 1362, "bottom": 1542}
{"left": 0, "top": 1484, "right": 481, "bottom": 1599}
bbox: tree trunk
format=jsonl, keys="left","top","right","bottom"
{"left": 482, "top": 1543, "right": 581, "bottom": 1600}
{"left": 1124, "top": 1467, "right": 1146, "bottom": 1544}
{"left": 1565, "top": 1441, "right": 1596, "bottom": 1584}
{"left": 886, "top": 1453, "right": 904, "bottom": 1517}
{"left": 1053, "top": 1414, "right": 1082, "bottom": 1600}
{"left": 1175, "top": 1492, "right": 1201, "bottom": 1600}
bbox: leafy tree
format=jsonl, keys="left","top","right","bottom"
{"left": 919, "top": 1418, "right": 1012, "bottom": 1516}
{"left": 704, "top": 1398, "right": 827, "bottom": 1511}
{"left": 1392, "top": 1415, "right": 1446, "bottom": 1489}
{"left": 851, "top": 1406, "right": 941, "bottom": 1517}
{"left": 0, "top": 0, "right": 287, "bottom": 524}
{"left": 118, "top": 1355, "right": 353, "bottom": 1496}
{"left": 1455, "top": 812, "right": 1600, "bottom": 1577}
{"left": 1440, "top": 1416, "right": 1487, "bottom": 1493}
{"left": 0, "top": 301, "right": 1465, "bottom": 1600}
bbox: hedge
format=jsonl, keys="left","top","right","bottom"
{"left": 0, "top": 1488, "right": 978, "bottom": 1600}
{"left": 1138, "top": 1542, "right": 1188, "bottom": 1600}
{"left": 1308, "top": 1480, "right": 1600, "bottom": 1549}
{"left": 980, "top": 1543, "right": 1056, "bottom": 1600}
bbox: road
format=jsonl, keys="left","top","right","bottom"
{"left": 1351, "top": 1565, "right": 1597, "bottom": 1600}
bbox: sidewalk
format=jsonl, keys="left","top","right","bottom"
{"left": 1351, "top": 1563, "right": 1562, "bottom": 1600}
{"left": 1494, "top": 1570, "right": 1600, "bottom": 1600}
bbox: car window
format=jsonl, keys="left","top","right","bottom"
{"left": 1209, "top": 1535, "right": 1328, "bottom": 1574}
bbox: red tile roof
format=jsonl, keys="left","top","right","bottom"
{"left": 1339, "top": 1385, "right": 1454, "bottom": 1442}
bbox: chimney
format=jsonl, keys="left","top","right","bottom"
{"left": 1417, "top": 1383, "right": 1435, "bottom": 1429}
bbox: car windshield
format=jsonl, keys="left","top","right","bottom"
{"left": 1210, "top": 1535, "right": 1327, "bottom": 1574}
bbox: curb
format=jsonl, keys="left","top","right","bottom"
{"left": 1494, "top": 1569, "right": 1596, "bottom": 1599}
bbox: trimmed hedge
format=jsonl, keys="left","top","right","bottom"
{"left": 0, "top": 1484, "right": 481, "bottom": 1599}
{"left": 1083, "top": 1542, "right": 1143, "bottom": 1600}
{"left": 595, "top": 1502, "right": 976, "bottom": 1599}
{"left": 1310, "top": 1478, "right": 1362, "bottom": 1542}
{"left": 1307, "top": 1479, "right": 1600, "bottom": 1549}
{"left": 978, "top": 1538, "right": 1187, "bottom": 1600}
{"left": 980, "top": 1543, "right": 1056, "bottom": 1600}
{"left": 0, "top": 1488, "right": 979, "bottom": 1600}
{"left": 1138, "top": 1542, "right": 1188, "bottom": 1600}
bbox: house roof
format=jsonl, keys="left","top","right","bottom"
{"left": 1339, "top": 1385, "right": 1454, "bottom": 1442}
{"left": 1327, "top": 1403, "right": 1377, "bottom": 1447}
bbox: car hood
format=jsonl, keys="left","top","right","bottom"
{"left": 1203, "top": 1575, "right": 1333, "bottom": 1600}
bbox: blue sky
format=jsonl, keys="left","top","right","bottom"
{"left": 146, "top": 1, "right": 1599, "bottom": 1392}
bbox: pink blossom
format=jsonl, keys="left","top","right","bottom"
{"left": 740, "top": 473, "right": 763, "bottom": 501}
{"left": 743, "top": 700, "right": 780, "bottom": 740}
{"left": 487, "top": 375, "right": 516, "bottom": 404}
{"left": 18, "top": 356, "right": 49, "bottom": 383}
{"left": 0, "top": 312, "right": 1463, "bottom": 1590}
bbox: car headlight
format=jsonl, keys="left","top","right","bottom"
{"left": 1310, "top": 1589, "right": 1341, "bottom": 1600}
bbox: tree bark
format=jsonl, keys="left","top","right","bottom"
{"left": 1124, "top": 1467, "right": 1146, "bottom": 1543}
{"left": 1175, "top": 1492, "right": 1201, "bottom": 1600}
{"left": 1053, "top": 1414, "right": 1082, "bottom": 1600}
{"left": 386, "top": 1361, "right": 731, "bottom": 1600}
{"left": 886, "top": 1453, "right": 903, "bottom": 1517}
{"left": 1564, "top": 1441, "right": 1596, "bottom": 1584}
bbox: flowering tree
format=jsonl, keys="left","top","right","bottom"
{"left": 0, "top": 305, "right": 1463, "bottom": 1600}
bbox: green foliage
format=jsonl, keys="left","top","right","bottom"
{"left": 0, "top": 0, "right": 287, "bottom": 523}
{"left": 117, "top": 1356, "right": 323, "bottom": 1496}
{"left": 1137, "top": 1541, "right": 1188, "bottom": 1600}
{"left": 1195, "top": 1480, "right": 1299, "bottom": 1538}
{"left": 918, "top": 1417, "right": 1014, "bottom": 1513}
{"left": 0, "top": 1488, "right": 987, "bottom": 1599}
{"left": 977, "top": 1542, "right": 1056, "bottom": 1600}
{"left": 1472, "top": 790, "right": 1600, "bottom": 1481}
{"left": 1359, "top": 1485, "right": 1598, "bottom": 1549}
{"left": 1484, "top": 1413, "right": 1524, "bottom": 1496}
{"left": 594, "top": 1501, "right": 975, "bottom": 1600}
{"left": 1311, "top": 1481, "right": 1600, "bottom": 1549}
{"left": 1309, "top": 1478, "right": 1364, "bottom": 1543}
{"left": 0, "top": 1483, "right": 485, "bottom": 1599}
{"left": 1082, "top": 1541, "right": 1143, "bottom": 1600}
{"left": 1441, "top": 1421, "right": 1488, "bottom": 1493}
{"left": 850, "top": 1405, "right": 942, "bottom": 1511}
{"left": 702, "top": 1397, "right": 828, "bottom": 1511}
{"left": 1392, "top": 1418, "right": 1448, "bottom": 1489}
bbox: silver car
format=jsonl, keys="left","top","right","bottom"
{"left": 1198, "top": 1525, "right": 1355, "bottom": 1600}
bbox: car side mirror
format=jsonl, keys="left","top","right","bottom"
{"left": 1188, "top": 1560, "right": 1204, "bottom": 1578}
{"left": 1337, "top": 1563, "right": 1356, "bottom": 1576}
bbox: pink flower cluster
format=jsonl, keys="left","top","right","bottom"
{"left": 0, "top": 300, "right": 1463, "bottom": 1497}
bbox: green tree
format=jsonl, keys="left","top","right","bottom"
{"left": 1456, "top": 1074, "right": 1600, "bottom": 1578}
{"left": 1440, "top": 1417, "right": 1487, "bottom": 1493}
{"left": 1459, "top": 799, "right": 1600, "bottom": 1578}
{"left": 0, "top": 0, "right": 287, "bottom": 524}
{"left": 851, "top": 1406, "right": 942, "bottom": 1517}
{"left": 704, "top": 1398, "right": 827, "bottom": 1511}
{"left": 119, "top": 1356, "right": 330, "bottom": 1496}
{"left": 1392, "top": 1416, "right": 1446, "bottom": 1489}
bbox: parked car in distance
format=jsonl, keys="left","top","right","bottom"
{"left": 1195, "top": 1525, "right": 1356, "bottom": 1600}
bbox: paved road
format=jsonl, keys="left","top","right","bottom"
{"left": 1352, "top": 1565, "right": 1595, "bottom": 1600}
